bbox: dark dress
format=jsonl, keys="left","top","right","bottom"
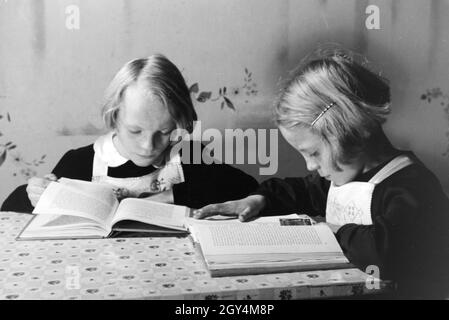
{"left": 254, "top": 151, "right": 449, "bottom": 299}
{"left": 2, "top": 141, "right": 258, "bottom": 212}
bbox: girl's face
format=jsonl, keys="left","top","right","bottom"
{"left": 113, "top": 84, "right": 176, "bottom": 167}
{"left": 279, "top": 126, "right": 365, "bottom": 186}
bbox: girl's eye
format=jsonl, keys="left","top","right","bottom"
{"left": 310, "top": 151, "right": 319, "bottom": 158}
{"left": 129, "top": 130, "right": 141, "bottom": 135}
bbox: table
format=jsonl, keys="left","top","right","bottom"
{"left": 0, "top": 212, "right": 391, "bottom": 300}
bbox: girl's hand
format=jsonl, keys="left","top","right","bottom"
{"left": 193, "top": 195, "right": 266, "bottom": 222}
{"left": 138, "top": 190, "right": 174, "bottom": 204}
{"left": 26, "top": 174, "right": 58, "bottom": 207}
{"left": 112, "top": 188, "right": 130, "bottom": 201}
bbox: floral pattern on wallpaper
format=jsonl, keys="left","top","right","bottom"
{"left": 0, "top": 68, "right": 259, "bottom": 179}
{"left": 420, "top": 88, "right": 449, "bottom": 157}
{"left": 0, "top": 109, "right": 47, "bottom": 180}
{"left": 56, "top": 68, "right": 259, "bottom": 136}
{"left": 189, "top": 67, "right": 258, "bottom": 110}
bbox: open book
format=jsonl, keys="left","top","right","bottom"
{"left": 17, "top": 178, "right": 191, "bottom": 240}
{"left": 16, "top": 179, "right": 350, "bottom": 277}
{"left": 188, "top": 214, "right": 352, "bottom": 277}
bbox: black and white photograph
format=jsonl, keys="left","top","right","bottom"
{"left": 0, "top": 0, "right": 448, "bottom": 307}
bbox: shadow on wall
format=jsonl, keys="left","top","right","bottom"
{"left": 54, "top": 67, "right": 260, "bottom": 137}
{"left": 213, "top": 130, "right": 307, "bottom": 184}
{"left": 420, "top": 88, "right": 449, "bottom": 157}
{"left": 285, "top": 31, "right": 412, "bottom": 101}
{"left": 0, "top": 110, "right": 47, "bottom": 180}
{"left": 274, "top": 32, "right": 449, "bottom": 193}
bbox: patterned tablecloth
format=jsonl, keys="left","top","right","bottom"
{"left": 0, "top": 212, "right": 390, "bottom": 300}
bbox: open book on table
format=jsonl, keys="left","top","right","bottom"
{"left": 188, "top": 214, "right": 352, "bottom": 277}
{"left": 17, "top": 178, "right": 191, "bottom": 240}
{"left": 16, "top": 178, "right": 350, "bottom": 277}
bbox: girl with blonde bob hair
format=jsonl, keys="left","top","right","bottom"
{"left": 3, "top": 54, "right": 257, "bottom": 220}
{"left": 102, "top": 54, "right": 197, "bottom": 134}
{"left": 275, "top": 49, "right": 391, "bottom": 171}
{"left": 195, "top": 47, "right": 449, "bottom": 298}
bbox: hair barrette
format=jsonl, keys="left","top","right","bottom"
{"left": 311, "top": 102, "right": 335, "bottom": 126}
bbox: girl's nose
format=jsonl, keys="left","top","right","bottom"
{"left": 305, "top": 158, "right": 319, "bottom": 172}
{"left": 140, "top": 133, "right": 155, "bottom": 152}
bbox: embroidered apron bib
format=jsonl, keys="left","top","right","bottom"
{"left": 91, "top": 133, "right": 185, "bottom": 199}
{"left": 326, "top": 155, "right": 413, "bottom": 226}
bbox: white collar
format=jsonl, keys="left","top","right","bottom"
{"left": 93, "top": 132, "right": 129, "bottom": 167}
{"left": 93, "top": 132, "right": 183, "bottom": 168}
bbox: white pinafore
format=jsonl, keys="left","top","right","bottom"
{"left": 326, "top": 155, "right": 413, "bottom": 225}
{"left": 90, "top": 132, "right": 185, "bottom": 201}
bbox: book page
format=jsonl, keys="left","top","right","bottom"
{"left": 242, "top": 214, "right": 316, "bottom": 225}
{"left": 33, "top": 182, "right": 118, "bottom": 226}
{"left": 41, "top": 214, "right": 97, "bottom": 227}
{"left": 111, "top": 198, "right": 189, "bottom": 230}
{"left": 18, "top": 213, "right": 109, "bottom": 240}
{"left": 23, "top": 213, "right": 100, "bottom": 231}
{"left": 58, "top": 178, "right": 117, "bottom": 205}
{"left": 192, "top": 221, "right": 342, "bottom": 256}
{"left": 187, "top": 214, "right": 312, "bottom": 243}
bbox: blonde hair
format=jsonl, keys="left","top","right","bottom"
{"left": 275, "top": 47, "right": 391, "bottom": 167}
{"left": 102, "top": 54, "right": 197, "bottom": 133}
